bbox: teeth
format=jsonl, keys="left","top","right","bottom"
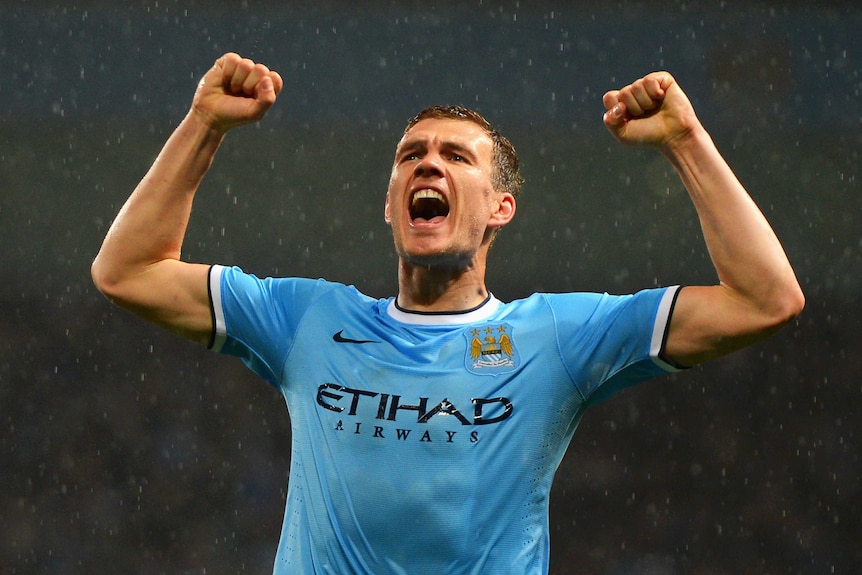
{"left": 412, "top": 189, "right": 446, "bottom": 205}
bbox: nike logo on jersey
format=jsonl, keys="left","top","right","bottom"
{"left": 332, "top": 330, "right": 380, "bottom": 345}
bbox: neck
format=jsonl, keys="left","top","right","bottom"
{"left": 396, "top": 258, "right": 489, "bottom": 313}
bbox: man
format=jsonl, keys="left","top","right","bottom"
{"left": 92, "top": 53, "right": 803, "bottom": 574}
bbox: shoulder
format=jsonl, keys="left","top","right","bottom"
{"left": 499, "top": 291, "right": 604, "bottom": 317}
{"left": 536, "top": 287, "right": 676, "bottom": 312}
{"left": 215, "top": 265, "right": 368, "bottom": 299}
{"left": 213, "top": 265, "right": 385, "bottom": 321}
{"left": 499, "top": 287, "right": 678, "bottom": 329}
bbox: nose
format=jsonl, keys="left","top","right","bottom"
{"left": 414, "top": 153, "right": 444, "bottom": 178}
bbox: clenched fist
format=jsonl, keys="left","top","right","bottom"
{"left": 191, "top": 52, "right": 284, "bottom": 133}
{"left": 602, "top": 71, "right": 701, "bottom": 151}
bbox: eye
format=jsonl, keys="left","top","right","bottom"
{"left": 450, "top": 154, "right": 464, "bottom": 162}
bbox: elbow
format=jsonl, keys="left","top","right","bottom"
{"left": 90, "top": 256, "right": 111, "bottom": 296}
{"left": 782, "top": 275, "right": 806, "bottom": 321}
{"left": 768, "top": 281, "right": 805, "bottom": 331}
{"left": 788, "top": 284, "right": 806, "bottom": 319}
{"left": 739, "top": 280, "right": 805, "bottom": 345}
{"left": 90, "top": 255, "right": 108, "bottom": 294}
{"left": 90, "top": 253, "right": 126, "bottom": 303}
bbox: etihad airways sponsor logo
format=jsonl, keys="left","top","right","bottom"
{"left": 316, "top": 383, "right": 514, "bottom": 444}
{"left": 316, "top": 383, "right": 513, "bottom": 426}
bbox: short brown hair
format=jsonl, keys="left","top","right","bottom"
{"left": 404, "top": 105, "right": 523, "bottom": 198}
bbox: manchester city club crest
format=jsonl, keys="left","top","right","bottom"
{"left": 464, "top": 323, "right": 520, "bottom": 375}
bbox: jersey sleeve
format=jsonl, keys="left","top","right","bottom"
{"left": 550, "top": 285, "right": 683, "bottom": 405}
{"left": 207, "top": 265, "right": 330, "bottom": 387}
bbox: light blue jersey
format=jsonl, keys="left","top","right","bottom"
{"left": 209, "top": 265, "right": 681, "bottom": 575}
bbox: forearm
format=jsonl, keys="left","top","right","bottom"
{"left": 92, "top": 112, "right": 224, "bottom": 290}
{"left": 664, "top": 125, "right": 803, "bottom": 319}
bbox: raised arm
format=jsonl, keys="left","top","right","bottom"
{"left": 91, "top": 53, "right": 283, "bottom": 344}
{"left": 602, "top": 72, "right": 804, "bottom": 367}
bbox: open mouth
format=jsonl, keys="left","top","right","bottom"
{"left": 409, "top": 189, "right": 450, "bottom": 223}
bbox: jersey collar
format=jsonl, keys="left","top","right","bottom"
{"left": 386, "top": 294, "right": 501, "bottom": 325}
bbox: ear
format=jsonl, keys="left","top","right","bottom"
{"left": 384, "top": 192, "right": 392, "bottom": 224}
{"left": 488, "top": 192, "right": 516, "bottom": 229}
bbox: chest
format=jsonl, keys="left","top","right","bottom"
{"left": 285, "top": 313, "right": 580, "bottom": 433}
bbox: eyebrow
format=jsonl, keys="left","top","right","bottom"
{"left": 396, "top": 137, "right": 479, "bottom": 161}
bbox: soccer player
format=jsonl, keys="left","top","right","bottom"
{"left": 91, "top": 53, "right": 804, "bottom": 574}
